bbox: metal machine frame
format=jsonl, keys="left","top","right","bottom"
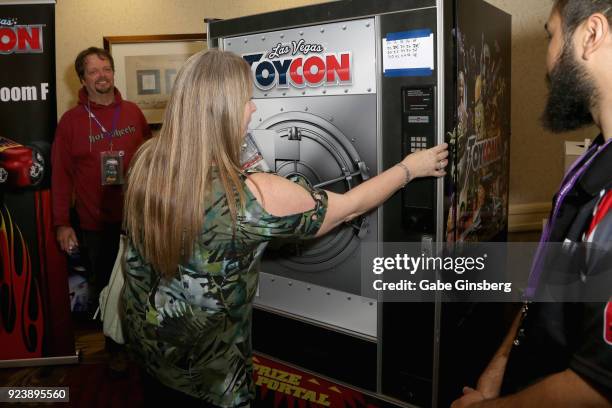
{"left": 209, "top": 1, "right": 511, "bottom": 406}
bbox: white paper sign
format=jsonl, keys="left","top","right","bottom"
{"left": 382, "top": 29, "right": 435, "bottom": 76}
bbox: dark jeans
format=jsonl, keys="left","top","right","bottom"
{"left": 81, "top": 223, "right": 121, "bottom": 311}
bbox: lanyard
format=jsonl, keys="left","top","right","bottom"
{"left": 84, "top": 103, "right": 121, "bottom": 149}
{"left": 525, "top": 138, "right": 612, "bottom": 299}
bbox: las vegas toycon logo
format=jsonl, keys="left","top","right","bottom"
{"left": 0, "top": 18, "right": 44, "bottom": 54}
{"left": 243, "top": 39, "right": 351, "bottom": 90}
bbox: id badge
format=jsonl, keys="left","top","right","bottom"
{"left": 240, "top": 132, "right": 269, "bottom": 172}
{"left": 100, "top": 151, "right": 124, "bottom": 185}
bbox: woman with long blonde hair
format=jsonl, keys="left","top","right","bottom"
{"left": 122, "top": 49, "right": 448, "bottom": 407}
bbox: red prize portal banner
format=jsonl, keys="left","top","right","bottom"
{"left": 253, "top": 354, "right": 399, "bottom": 408}
{"left": 0, "top": 1, "right": 74, "bottom": 361}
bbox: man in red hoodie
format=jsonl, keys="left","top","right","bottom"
{"left": 51, "top": 47, "right": 150, "bottom": 315}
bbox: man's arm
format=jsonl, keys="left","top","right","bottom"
{"left": 51, "top": 115, "right": 77, "bottom": 251}
{"left": 469, "top": 308, "right": 523, "bottom": 399}
{"left": 452, "top": 369, "right": 611, "bottom": 408}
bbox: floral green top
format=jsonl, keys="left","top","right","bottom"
{"left": 121, "top": 174, "right": 327, "bottom": 407}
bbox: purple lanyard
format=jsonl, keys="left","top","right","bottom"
{"left": 84, "top": 104, "right": 121, "bottom": 142}
{"left": 525, "top": 138, "right": 612, "bottom": 299}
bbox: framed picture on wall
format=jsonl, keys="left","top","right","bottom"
{"left": 103, "top": 34, "right": 207, "bottom": 124}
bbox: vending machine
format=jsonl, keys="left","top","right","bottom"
{"left": 209, "top": 0, "right": 511, "bottom": 406}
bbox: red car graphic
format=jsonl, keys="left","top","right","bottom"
{"left": 0, "top": 136, "right": 47, "bottom": 188}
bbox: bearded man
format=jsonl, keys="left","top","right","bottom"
{"left": 452, "top": 1, "right": 612, "bottom": 406}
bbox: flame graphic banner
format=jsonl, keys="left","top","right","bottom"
{"left": 0, "top": 204, "right": 44, "bottom": 359}
{"left": 1, "top": 2, "right": 73, "bottom": 362}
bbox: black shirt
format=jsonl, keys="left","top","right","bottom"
{"left": 502, "top": 134, "right": 612, "bottom": 396}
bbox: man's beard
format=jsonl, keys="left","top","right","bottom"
{"left": 95, "top": 84, "right": 113, "bottom": 94}
{"left": 541, "top": 44, "right": 597, "bottom": 133}
{"left": 95, "top": 79, "right": 113, "bottom": 94}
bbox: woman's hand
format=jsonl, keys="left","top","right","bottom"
{"left": 402, "top": 143, "right": 449, "bottom": 179}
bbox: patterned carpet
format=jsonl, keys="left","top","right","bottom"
{"left": 0, "top": 319, "right": 392, "bottom": 408}
{"left": 0, "top": 319, "right": 144, "bottom": 407}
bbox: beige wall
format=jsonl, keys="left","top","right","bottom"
{"left": 55, "top": 0, "right": 596, "bottom": 207}
{"left": 55, "top": 0, "right": 327, "bottom": 115}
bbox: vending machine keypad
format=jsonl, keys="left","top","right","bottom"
{"left": 410, "top": 136, "right": 428, "bottom": 152}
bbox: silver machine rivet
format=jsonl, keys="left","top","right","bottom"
{"left": 299, "top": 31, "right": 304, "bottom": 36}
{"left": 320, "top": 28, "right": 325, "bottom": 33}
{"left": 344, "top": 89, "right": 349, "bottom": 93}
{"left": 367, "top": 88, "right": 372, "bottom": 92}
{"left": 228, "top": 42, "right": 231, "bottom": 46}
{"left": 304, "top": 107, "right": 309, "bottom": 111}
{"left": 366, "top": 23, "right": 370, "bottom": 27}
{"left": 244, "top": 39, "right": 248, "bottom": 43}
{"left": 280, "top": 107, "right": 284, "bottom": 111}
{"left": 322, "top": 90, "right": 327, "bottom": 94}
{"left": 280, "top": 34, "right": 284, "bottom": 39}
{"left": 342, "top": 25, "right": 347, "bottom": 30}
{"left": 261, "top": 36, "right": 265, "bottom": 41}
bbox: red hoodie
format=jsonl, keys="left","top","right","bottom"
{"left": 51, "top": 87, "right": 151, "bottom": 231}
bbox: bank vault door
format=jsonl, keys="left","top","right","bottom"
{"left": 259, "top": 112, "right": 368, "bottom": 271}
{"left": 224, "top": 17, "right": 379, "bottom": 337}
{"left": 251, "top": 95, "right": 378, "bottom": 337}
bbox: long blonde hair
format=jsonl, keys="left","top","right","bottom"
{"left": 124, "top": 50, "right": 253, "bottom": 279}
